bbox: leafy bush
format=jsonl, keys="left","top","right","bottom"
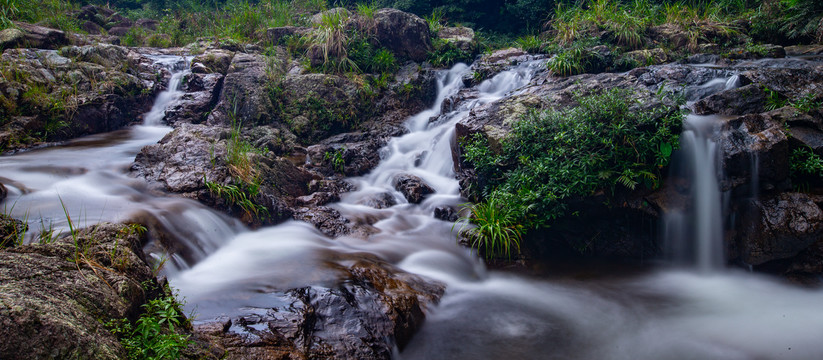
{"left": 462, "top": 88, "right": 683, "bottom": 238}
{"left": 427, "top": 38, "right": 472, "bottom": 68}
{"left": 108, "top": 290, "right": 191, "bottom": 360}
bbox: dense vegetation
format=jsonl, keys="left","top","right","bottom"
{"left": 462, "top": 89, "right": 684, "bottom": 259}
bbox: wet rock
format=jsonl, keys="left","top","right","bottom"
{"left": 788, "top": 127, "right": 823, "bottom": 156}
{"left": 434, "top": 206, "right": 459, "bottom": 222}
{"left": 692, "top": 84, "right": 766, "bottom": 116}
{"left": 0, "top": 213, "right": 25, "bottom": 248}
{"left": 207, "top": 53, "right": 273, "bottom": 126}
{"left": 359, "top": 192, "right": 397, "bottom": 209}
{"left": 295, "top": 191, "right": 340, "bottom": 207}
{"left": 717, "top": 113, "right": 789, "bottom": 191}
{"left": 197, "top": 259, "right": 444, "bottom": 359}
{"left": 165, "top": 73, "right": 224, "bottom": 125}
{"left": 739, "top": 66, "right": 823, "bottom": 100}
{"left": 2, "top": 22, "right": 68, "bottom": 50}
{"left": 0, "top": 223, "right": 158, "bottom": 359}
{"left": 392, "top": 174, "right": 434, "bottom": 204}
{"left": 292, "top": 206, "right": 350, "bottom": 237}
{"left": 737, "top": 193, "right": 823, "bottom": 265}
{"left": 438, "top": 26, "right": 475, "bottom": 52}
{"left": 372, "top": 8, "right": 431, "bottom": 62}
{"left": 463, "top": 48, "right": 529, "bottom": 86}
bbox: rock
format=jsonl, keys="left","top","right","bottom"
{"left": 463, "top": 48, "right": 529, "bottom": 86}
{"left": 788, "top": 127, "right": 823, "bottom": 156}
{"left": 692, "top": 84, "right": 766, "bottom": 115}
{"left": 80, "top": 20, "right": 105, "bottom": 35}
{"left": 392, "top": 174, "right": 434, "bottom": 204}
{"left": 135, "top": 19, "right": 158, "bottom": 31}
{"left": 4, "top": 22, "right": 68, "bottom": 49}
{"left": 434, "top": 206, "right": 459, "bottom": 222}
{"left": 0, "top": 28, "right": 25, "bottom": 50}
{"left": 108, "top": 26, "right": 132, "bottom": 36}
{"left": 265, "top": 26, "right": 310, "bottom": 45}
{"left": 197, "top": 258, "right": 444, "bottom": 359}
{"left": 438, "top": 26, "right": 475, "bottom": 52}
{"left": 372, "top": 8, "right": 431, "bottom": 62}
{"left": 192, "top": 49, "right": 235, "bottom": 75}
{"left": 785, "top": 45, "right": 823, "bottom": 56}
{"left": 60, "top": 43, "right": 131, "bottom": 68}
{"left": 292, "top": 206, "right": 350, "bottom": 237}
{"left": 623, "top": 48, "right": 668, "bottom": 65}
{"left": 737, "top": 193, "right": 823, "bottom": 265}
{"left": 207, "top": 53, "right": 273, "bottom": 126}
{"left": 717, "top": 113, "right": 789, "bottom": 191}
{"left": 726, "top": 44, "right": 785, "bottom": 59}
{"left": 0, "top": 223, "right": 158, "bottom": 359}
{"left": 0, "top": 214, "right": 25, "bottom": 248}
{"left": 358, "top": 192, "right": 398, "bottom": 209}
{"left": 165, "top": 73, "right": 224, "bottom": 125}
{"left": 739, "top": 66, "right": 823, "bottom": 101}
{"left": 295, "top": 191, "right": 340, "bottom": 207}
{"left": 0, "top": 182, "right": 6, "bottom": 201}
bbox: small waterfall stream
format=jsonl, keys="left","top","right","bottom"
{"left": 2, "top": 56, "right": 823, "bottom": 359}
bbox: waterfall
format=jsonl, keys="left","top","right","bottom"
{"left": 143, "top": 56, "right": 190, "bottom": 126}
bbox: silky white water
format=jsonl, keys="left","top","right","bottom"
{"left": 2, "top": 58, "right": 823, "bottom": 359}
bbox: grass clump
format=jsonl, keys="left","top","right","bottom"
{"left": 457, "top": 194, "right": 523, "bottom": 260}
{"left": 460, "top": 88, "right": 683, "bottom": 255}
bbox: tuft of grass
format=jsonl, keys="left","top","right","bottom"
{"left": 457, "top": 195, "right": 523, "bottom": 260}
{"left": 514, "top": 35, "right": 542, "bottom": 53}
{"left": 308, "top": 9, "right": 358, "bottom": 73}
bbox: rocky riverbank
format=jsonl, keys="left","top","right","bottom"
{"left": 3, "top": 3, "right": 823, "bottom": 359}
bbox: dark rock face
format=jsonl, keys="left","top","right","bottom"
{"left": 196, "top": 259, "right": 445, "bottom": 360}
{"left": 0, "top": 224, "right": 155, "bottom": 359}
{"left": 372, "top": 8, "right": 431, "bottom": 62}
{"left": 737, "top": 193, "right": 823, "bottom": 265}
{"left": 292, "top": 206, "right": 351, "bottom": 238}
{"left": 692, "top": 84, "right": 767, "bottom": 116}
{"left": 717, "top": 113, "right": 790, "bottom": 191}
{"left": 393, "top": 174, "right": 434, "bottom": 204}
{"left": 434, "top": 206, "right": 459, "bottom": 222}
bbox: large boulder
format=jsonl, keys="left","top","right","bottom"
{"left": 1, "top": 22, "right": 68, "bottom": 50}
{"left": 165, "top": 72, "right": 224, "bottom": 125}
{"left": 716, "top": 113, "right": 790, "bottom": 192}
{"left": 438, "top": 26, "right": 475, "bottom": 52}
{"left": 207, "top": 53, "right": 274, "bottom": 126}
{"left": 737, "top": 193, "right": 823, "bottom": 265}
{"left": 371, "top": 8, "right": 431, "bottom": 62}
{"left": 0, "top": 224, "right": 157, "bottom": 359}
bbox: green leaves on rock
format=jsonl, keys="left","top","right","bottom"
{"left": 461, "top": 88, "right": 683, "bottom": 256}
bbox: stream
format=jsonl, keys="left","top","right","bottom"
{"left": 2, "top": 55, "right": 823, "bottom": 359}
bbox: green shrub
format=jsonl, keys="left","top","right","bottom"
{"left": 514, "top": 34, "right": 542, "bottom": 53}
{"left": 108, "top": 290, "right": 191, "bottom": 360}
{"left": 462, "top": 88, "right": 683, "bottom": 241}
{"left": 428, "top": 38, "right": 472, "bottom": 68}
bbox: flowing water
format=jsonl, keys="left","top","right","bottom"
{"left": 3, "top": 56, "right": 823, "bottom": 359}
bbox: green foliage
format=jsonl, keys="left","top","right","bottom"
{"left": 5, "top": 0, "right": 79, "bottom": 32}
{"left": 427, "top": 38, "right": 472, "bottom": 68}
{"left": 462, "top": 88, "right": 683, "bottom": 237}
{"left": 424, "top": 8, "right": 444, "bottom": 33}
{"left": 0, "top": 0, "right": 17, "bottom": 29}
{"left": 205, "top": 178, "right": 269, "bottom": 220}
{"left": 790, "top": 147, "right": 823, "bottom": 178}
{"left": 309, "top": 9, "right": 358, "bottom": 73}
{"left": 790, "top": 93, "right": 822, "bottom": 113}
{"left": 514, "top": 35, "right": 542, "bottom": 53}
{"left": 457, "top": 194, "right": 524, "bottom": 260}
{"left": 347, "top": 35, "right": 398, "bottom": 74}
{"left": 546, "top": 46, "right": 586, "bottom": 76}
{"left": 764, "top": 87, "right": 786, "bottom": 111}
{"left": 323, "top": 147, "right": 346, "bottom": 173}
{"left": 108, "top": 289, "right": 192, "bottom": 360}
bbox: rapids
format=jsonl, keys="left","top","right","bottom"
{"left": 2, "top": 54, "right": 823, "bottom": 359}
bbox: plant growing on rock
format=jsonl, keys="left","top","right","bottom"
{"left": 461, "top": 88, "right": 683, "bottom": 250}
{"left": 309, "top": 9, "right": 358, "bottom": 73}
{"left": 108, "top": 286, "right": 191, "bottom": 360}
{"left": 457, "top": 194, "right": 524, "bottom": 260}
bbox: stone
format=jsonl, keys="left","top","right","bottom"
{"left": 165, "top": 73, "right": 224, "bottom": 125}
{"left": 434, "top": 206, "right": 459, "bottom": 222}
{"left": 135, "top": 19, "right": 159, "bottom": 31}
{"left": 7, "top": 22, "right": 69, "bottom": 49}
{"left": 192, "top": 49, "right": 235, "bottom": 75}
{"left": 0, "top": 28, "right": 25, "bottom": 49}
{"left": 717, "top": 113, "right": 789, "bottom": 191}
{"left": 692, "top": 84, "right": 766, "bottom": 116}
{"left": 392, "top": 174, "right": 434, "bottom": 204}
{"left": 292, "top": 206, "right": 350, "bottom": 237}
{"left": 785, "top": 45, "right": 823, "bottom": 56}
{"left": 206, "top": 53, "right": 272, "bottom": 126}
{"left": 108, "top": 26, "right": 132, "bottom": 36}
{"left": 438, "top": 26, "right": 475, "bottom": 52}
{"left": 737, "top": 193, "right": 823, "bottom": 265}
{"left": 372, "top": 8, "right": 431, "bottom": 62}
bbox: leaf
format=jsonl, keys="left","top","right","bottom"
{"left": 659, "top": 142, "right": 673, "bottom": 158}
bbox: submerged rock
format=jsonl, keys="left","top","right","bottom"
{"left": 393, "top": 174, "right": 434, "bottom": 204}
